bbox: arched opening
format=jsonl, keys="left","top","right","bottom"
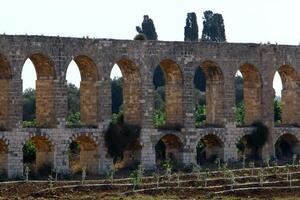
{"left": 23, "top": 136, "right": 54, "bottom": 177}
{"left": 155, "top": 134, "right": 183, "bottom": 167}
{"left": 196, "top": 134, "right": 224, "bottom": 164}
{"left": 109, "top": 59, "right": 142, "bottom": 169}
{"left": 0, "top": 55, "right": 12, "bottom": 130}
{"left": 194, "top": 67, "right": 206, "bottom": 127}
{"left": 235, "top": 70, "right": 244, "bottom": 125}
{"left": 237, "top": 64, "right": 262, "bottom": 125}
{"left": 0, "top": 139, "right": 8, "bottom": 176}
{"left": 22, "top": 53, "right": 55, "bottom": 127}
{"left": 66, "top": 56, "right": 98, "bottom": 126}
{"left": 153, "top": 59, "right": 183, "bottom": 128}
{"left": 273, "top": 65, "right": 300, "bottom": 126}
{"left": 200, "top": 61, "right": 224, "bottom": 126}
{"left": 275, "top": 133, "right": 300, "bottom": 160}
{"left": 68, "top": 135, "right": 99, "bottom": 175}
{"left": 236, "top": 135, "right": 252, "bottom": 160}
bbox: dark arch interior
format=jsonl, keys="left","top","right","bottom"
{"left": 275, "top": 134, "right": 300, "bottom": 160}
{"left": 196, "top": 134, "right": 224, "bottom": 164}
{"left": 155, "top": 134, "right": 182, "bottom": 167}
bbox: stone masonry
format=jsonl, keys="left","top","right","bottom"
{"left": 0, "top": 34, "right": 300, "bottom": 177}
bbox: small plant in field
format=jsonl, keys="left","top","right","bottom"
{"left": 130, "top": 169, "right": 142, "bottom": 191}
{"left": 242, "top": 154, "right": 246, "bottom": 169}
{"left": 81, "top": 166, "right": 87, "bottom": 184}
{"left": 258, "top": 168, "right": 264, "bottom": 186}
{"left": 163, "top": 159, "right": 173, "bottom": 182}
{"left": 153, "top": 171, "right": 160, "bottom": 188}
{"left": 173, "top": 173, "right": 180, "bottom": 187}
{"left": 48, "top": 175, "right": 53, "bottom": 189}
{"left": 293, "top": 154, "right": 297, "bottom": 167}
{"left": 138, "top": 164, "right": 144, "bottom": 182}
{"left": 249, "top": 161, "right": 255, "bottom": 176}
{"left": 264, "top": 156, "right": 270, "bottom": 168}
{"left": 203, "top": 172, "right": 208, "bottom": 187}
{"left": 25, "top": 166, "right": 30, "bottom": 182}
{"left": 191, "top": 162, "right": 202, "bottom": 180}
{"left": 52, "top": 167, "right": 59, "bottom": 181}
{"left": 230, "top": 171, "right": 235, "bottom": 191}
{"left": 106, "top": 165, "right": 116, "bottom": 184}
{"left": 205, "top": 168, "right": 212, "bottom": 178}
{"left": 284, "top": 164, "right": 290, "bottom": 181}
{"left": 216, "top": 158, "right": 221, "bottom": 170}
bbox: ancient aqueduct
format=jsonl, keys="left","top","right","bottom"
{"left": 0, "top": 34, "right": 300, "bottom": 177}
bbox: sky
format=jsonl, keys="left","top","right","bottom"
{"left": 3, "top": 0, "right": 298, "bottom": 95}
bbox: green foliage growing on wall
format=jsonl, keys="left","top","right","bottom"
{"left": 105, "top": 115, "right": 141, "bottom": 163}
{"left": 23, "top": 140, "right": 36, "bottom": 163}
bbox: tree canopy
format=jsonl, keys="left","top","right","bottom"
{"left": 136, "top": 15, "right": 158, "bottom": 40}
{"left": 184, "top": 12, "right": 199, "bottom": 41}
{"left": 201, "top": 10, "right": 226, "bottom": 42}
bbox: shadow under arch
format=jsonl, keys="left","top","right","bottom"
{"left": 155, "top": 134, "right": 183, "bottom": 167}
{"left": 0, "top": 138, "right": 8, "bottom": 176}
{"left": 275, "top": 133, "right": 300, "bottom": 160}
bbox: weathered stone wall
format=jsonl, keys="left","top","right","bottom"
{"left": 0, "top": 34, "right": 300, "bottom": 177}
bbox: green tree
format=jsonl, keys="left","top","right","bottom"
{"left": 184, "top": 12, "right": 199, "bottom": 41}
{"left": 274, "top": 99, "right": 282, "bottom": 124}
{"left": 136, "top": 15, "right": 158, "bottom": 40}
{"left": 201, "top": 10, "right": 226, "bottom": 42}
{"left": 236, "top": 102, "right": 245, "bottom": 126}
{"left": 195, "top": 105, "right": 206, "bottom": 126}
{"left": 22, "top": 88, "right": 36, "bottom": 121}
{"left": 111, "top": 77, "right": 123, "bottom": 114}
{"left": 235, "top": 75, "right": 244, "bottom": 105}
{"left": 23, "top": 140, "right": 36, "bottom": 163}
{"left": 67, "top": 83, "right": 80, "bottom": 115}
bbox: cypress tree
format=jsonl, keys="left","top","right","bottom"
{"left": 201, "top": 10, "right": 226, "bottom": 42}
{"left": 184, "top": 12, "right": 199, "bottom": 41}
{"left": 136, "top": 15, "right": 158, "bottom": 40}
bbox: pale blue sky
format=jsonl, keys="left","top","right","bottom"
{"left": 3, "top": 0, "right": 296, "bottom": 95}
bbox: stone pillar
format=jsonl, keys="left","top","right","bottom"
{"left": 222, "top": 65, "right": 236, "bottom": 125}
{"left": 7, "top": 136, "right": 23, "bottom": 178}
{"left": 36, "top": 79, "right": 55, "bottom": 127}
{"left": 8, "top": 79, "right": 23, "bottom": 129}
{"left": 140, "top": 59, "right": 155, "bottom": 129}
{"left": 281, "top": 88, "right": 300, "bottom": 125}
{"left": 80, "top": 80, "right": 98, "bottom": 126}
{"left": 182, "top": 63, "right": 195, "bottom": 128}
{"left": 54, "top": 79, "right": 68, "bottom": 128}
{"left": 206, "top": 78, "right": 225, "bottom": 125}
{"left": 98, "top": 74, "right": 111, "bottom": 125}
{"left": 260, "top": 55, "right": 276, "bottom": 158}
{"left": 0, "top": 80, "right": 9, "bottom": 130}
{"left": 98, "top": 133, "right": 113, "bottom": 175}
{"left": 53, "top": 142, "right": 69, "bottom": 174}
{"left": 224, "top": 124, "right": 238, "bottom": 162}
{"left": 140, "top": 129, "right": 156, "bottom": 170}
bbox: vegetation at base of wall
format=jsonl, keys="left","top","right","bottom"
{"left": 153, "top": 110, "right": 165, "bottom": 127}
{"left": 66, "top": 112, "right": 81, "bottom": 127}
{"left": 22, "top": 120, "right": 36, "bottom": 128}
{"left": 105, "top": 114, "right": 141, "bottom": 163}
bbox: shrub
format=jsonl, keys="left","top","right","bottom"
{"left": 105, "top": 115, "right": 141, "bottom": 163}
{"left": 248, "top": 121, "right": 269, "bottom": 160}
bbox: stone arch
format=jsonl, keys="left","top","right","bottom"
{"left": 0, "top": 54, "right": 12, "bottom": 130}
{"left": 69, "top": 55, "right": 99, "bottom": 126}
{"left": 275, "top": 133, "right": 300, "bottom": 160}
{"left": 277, "top": 65, "right": 300, "bottom": 125}
{"left": 236, "top": 134, "right": 252, "bottom": 160}
{"left": 154, "top": 59, "right": 183, "bottom": 125}
{"left": 238, "top": 63, "right": 262, "bottom": 125}
{"left": 196, "top": 133, "right": 224, "bottom": 163}
{"left": 155, "top": 133, "right": 183, "bottom": 167}
{"left": 200, "top": 60, "right": 224, "bottom": 125}
{"left": 22, "top": 53, "right": 56, "bottom": 127}
{"left": 112, "top": 58, "right": 142, "bottom": 124}
{"left": 68, "top": 133, "right": 99, "bottom": 175}
{"left": 23, "top": 134, "right": 54, "bottom": 176}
